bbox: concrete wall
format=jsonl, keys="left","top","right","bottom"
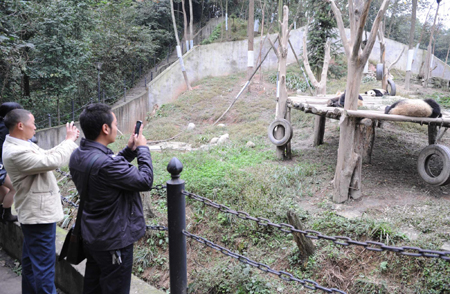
{"left": 37, "top": 26, "right": 450, "bottom": 149}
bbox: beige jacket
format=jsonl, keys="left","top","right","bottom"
{"left": 3, "top": 135, "right": 78, "bottom": 224}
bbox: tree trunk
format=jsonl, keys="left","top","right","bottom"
{"left": 181, "top": 0, "right": 189, "bottom": 51}
{"left": 170, "top": 0, "right": 192, "bottom": 90}
{"left": 313, "top": 115, "right": 326, "bottom": 146}
{"left": 247, "top": 0, "right": 254, "bottom": 92}
{"left": 273, "top": 6, "right": 291, "bottom": 160}
{"left": 334, "top": 61, "right": 364, "bottom": 202}
{"left": 287, "top": 211, "right": 315, "bottom": 262}
{"left": 424, "top": 2, "right": 440, "bottom": 88}
{"left": 189, "top": 0, "right": 193, "bottom": 49}
{"left": 404, "top": 0, "right": 417, "bottom": 91}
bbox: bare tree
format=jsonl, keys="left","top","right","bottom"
{"left": 302, "top": 24, "right": 331, "bottom": 95}
{"left": 181, "top": 0, "right": 189, "bottom": 51}
{"left": 170, "top": 0, "right": 192, "bottom": 90}
{"left": 189, "top": 0, "right": 194, "bottom": 49}
{"left": 268, "top": 5, "right": 293, "bottom": 159}
{"left": 247, "top": 0, "right": 255, "bottom": 91}
{"left": 404, "top": 0, "right": 417, "bottom": 91}
{"left": 424, "top": 1, "right": 441, "bottom": 88}
{"left": 328, "top": 0, "right": 390, "bottom": 203}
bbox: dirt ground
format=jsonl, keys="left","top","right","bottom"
{"left": 284, "top": 79, "right": 450, "bottom": 247}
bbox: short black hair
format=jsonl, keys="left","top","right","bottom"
{"left": 4, "top": 109, "right": 31, "bottom": 131}
{"left": 0, "top": 102, "right": 23, "bottom": 119}
{"left": 80, "top": 103, "right": 114, "bottom": 140}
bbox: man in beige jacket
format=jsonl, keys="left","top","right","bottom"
{"left": 3, "top": 109, "right": 79, "bottom": 294}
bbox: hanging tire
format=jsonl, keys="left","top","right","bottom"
{"left": 268, "top": 119, "right": 293, "bottom": 146}
{"left": 386, "top": 79, "right": 396, "bottom": 96}
{"left": 376, "top": 63, "right": 384, "bottom": 81}
{"left": 417, "top": 144, "right": 450, "bottom": 186}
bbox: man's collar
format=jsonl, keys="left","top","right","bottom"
{"left": 80, "top": 138, "right": 113, "bottom": 154}
{"left": 5, "top": 134, "right": 35, "bottom": 147}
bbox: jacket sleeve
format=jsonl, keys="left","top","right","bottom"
{"left": 11, "top": 140, "right": 78, "bottom": 175}
{"left": 98, "top": 146, "right": 153, "bottom": 192}
{"left": 117, "top": 146, "right": 137, "bottom": 163}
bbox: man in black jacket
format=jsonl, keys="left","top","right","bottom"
{"left": 69, "top": 103, "right": 153, "bottom": 294}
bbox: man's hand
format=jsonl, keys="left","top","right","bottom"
{"left": 65, "top": 121, "right": 80, "bottom": 142}
{"left": 128, "top": 123, "right": 147, "bottom": 151}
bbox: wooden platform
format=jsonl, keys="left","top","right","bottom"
{"left": 288, "top": 95, "right": 450, "bottom": 127}
{"left": 288, "top": 94, "right": 450, "bottom": 149}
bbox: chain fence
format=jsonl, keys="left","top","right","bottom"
{"left": 183, "top": 230, "right": 346, "bottom": 294}
{"left": 183, "top": 190, "right": 450, "bottom": 262}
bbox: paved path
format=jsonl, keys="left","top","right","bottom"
{"left": 0, "top": 247, "right": 21, "bottom": 294}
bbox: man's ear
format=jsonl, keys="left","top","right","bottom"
{"left": 17, "top": 122, "right": 24, "bottom": 131}
{"left": 101, "top": 123, "right": 110, "bottom": 135}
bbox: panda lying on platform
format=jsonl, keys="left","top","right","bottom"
{"left": 365, "top": 89, "right": 389, "bottom": 96}
{"left": 384, "top": 99, "right": 442, "bottom": 118}
{"left": 327, "top": 91, "right": 363, "bottom": 108}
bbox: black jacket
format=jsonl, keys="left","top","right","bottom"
{"left": 69, "top": 138, "right": 153, "bottom": 251}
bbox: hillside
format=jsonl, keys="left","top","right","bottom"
{"left": 55, "top": 64, "right": 450, "bottom": 293}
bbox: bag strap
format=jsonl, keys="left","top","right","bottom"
{"left": 73, "top": 153, "right": 102, "bottom": 235}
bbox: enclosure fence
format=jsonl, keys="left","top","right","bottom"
{"left": 56, "top": 158, "right": 450, "bottom": 294}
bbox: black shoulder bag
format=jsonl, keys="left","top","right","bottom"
{"left": 59, "top": 153, "right": 101, "bottom": 265}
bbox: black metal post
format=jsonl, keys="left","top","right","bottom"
{"left": 144, "top": 76, "right": 147, "bottom": 88}
{"left": 139, "top": 63, "right": 142, "bottom": 77}
{"left": 181, "top": 43, "right": 184, "bottom": 54}
{"left": 48, "top": 114, "right": 51, "bottom": 128}
{"left": 151, "top": 72, "right": 153, "bottom": 81}
{"left": 166, "top": 157, "right": 187, "bottom": 294}
{"left": 167, "top": 51, "right": 169, "bottom": 63}
{"left": 102, "top": 90, "right": 105, "bottom": 103}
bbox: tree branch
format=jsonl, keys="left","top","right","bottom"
{"left": 362, "top": 0, "right": 390, "bottom": 62}
{"left": 352, "top": 0, "right": 372, "bottom": 58}
{"left": 267, "top": 33, "right": 280, "bottom": 59}
{"left": 327, "top": 0, "right": 350, "bottom": 57}
{"left": 320, "top": 38, "right": 332, "bottom": 90}
{"left": 388, "top": 47, "right": 405, "bottom": 71}
{"left": 302, "top": 29, "right": 320, "bottom": 89}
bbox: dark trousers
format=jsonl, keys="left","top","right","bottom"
{"left": 21, "top": 223, "right": 57, "bottom": 294}
{"left": 83, "top": 243, "right": 134, "bottom": 294}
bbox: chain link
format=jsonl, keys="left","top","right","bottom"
{"left": 183, "top": 191, "right": 450, "bottom": 262}
{"left": 55, "top": 168, "right": 72, "bottom": 180}
{"left": 150, "top": 184, "right": 167, "bottom": 191}
{"left": 60, "top": 195, "right": 79, "bottom": 208}
{"left": 146, "top": 225, "right": 168, "bottom": 231}
{"left": 183, "top": 230, "right": 346, "bottom": 294}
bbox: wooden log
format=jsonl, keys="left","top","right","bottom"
{"left": 345, "top": 110, "right": 450, "bottom": 127}
{"left": 313, "top": 115, "right": 326, "bottom": 146}
{"left": 356, "top": 119, "right": 376, "bottom": 164}
{"left": 428, "top": 123, "right": 438, "bottom": 145}
{"left": 287, "top": 211, "right": 315, "bottom": 261}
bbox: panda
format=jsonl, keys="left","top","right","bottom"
{"left": 384, "top": 99, "right": 442, "bottom": 118}
{"left": 365, "top": 89, "right": 388, "bottom": 96}
{"left": 327, "top": 91, "right": 363, "bottom": 108}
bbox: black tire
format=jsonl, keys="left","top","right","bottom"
{"left": 417, "top": 144, "right": 450, "bottom": 186}
{"left": 376, "top": 63, "right": 384, "bottom": 81}
{"left": 268, "top": 119, "right": 293, "bottom": 146}
{"left": 386, "top": 79, "right": 396, "bottom": 96}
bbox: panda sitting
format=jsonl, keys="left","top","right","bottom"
{"left": 365, "top": 89, "right": 389, "bottom": 96}
{"left": 385, "top": 99, "right": 442, "bottom": 118}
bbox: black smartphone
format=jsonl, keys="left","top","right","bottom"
{"left": 135, "top": 120, "right": 142, "bottom": 135}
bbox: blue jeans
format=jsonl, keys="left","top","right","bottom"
{"left": 21, "top": 223, "right": 57, "bottom": 294}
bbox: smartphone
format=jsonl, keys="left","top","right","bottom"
{"left": 135, "top": 120, "right": 142, "bottom": 135}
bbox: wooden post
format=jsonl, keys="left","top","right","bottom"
{"left": 287, "top": 211, "right": 315, "bottom": 261}
{"left": 329, "top": 0, "right": 390, "bottom": 203}
{"left": 313, "top": 115, "right": 326, "bottom": 146}
{"left": 428, "top": 123, "right": 438, "bottom": 145}
{"left": 268, "top": 6, "right": 292, "bottom": 160}
{"left": 356, "top": 118, "right": 376, "bottom": 165}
